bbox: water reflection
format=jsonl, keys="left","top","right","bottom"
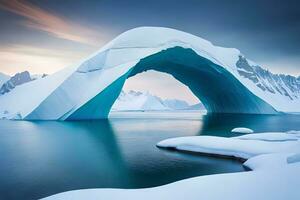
{"left": 2, "top": 112, "right": 298, "bottom": 200}
{"left": 200, "top": 113, "right": 300, "bottom": 137}
{"left": 0, "top": 120, "right": 132, "bottom": 200}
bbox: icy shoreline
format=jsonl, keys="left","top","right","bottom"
{"left": 43, "top": 131, "right": 300, "bottom": 200}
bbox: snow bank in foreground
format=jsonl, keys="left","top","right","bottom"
{"left": 157, "top": 131, "right": 300, "bottom": 170}
{"left": 43, "top": 131, "right": 300, "bottom": 200}
{"left": 231, "top": 127, "right": 254, "bottom": 134}
{"left": 157, "top": 133, "right": 300, "bottom": 160}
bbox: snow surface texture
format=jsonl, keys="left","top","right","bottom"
{"left": 43, "top": 131, "right": 300, "bottom": 200}
{"left": 231, "top": 127, "right": 254, "bottom": 134}
{"left": 0, "top": 27, "right": 299, "bottom": 120}
{"left": 157, "top": 131, "right": 300, "bottom": 160}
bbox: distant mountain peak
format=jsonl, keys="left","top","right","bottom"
{"left": 0, "top": 71, "right": 47, "bottom": 95}
{"left": 112, "top": 90, "right": 204, "bottom": 111}
{"left": 236, "top": 56, "right": 300, "bottom": 101}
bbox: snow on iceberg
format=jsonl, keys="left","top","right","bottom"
{"left": 157, "top": 132, "right": 300, "bottom": 160}
{"left": 231, "top": 127, "right": 254, "bottom": 134}
{"left": 0, "top": 27, "right": 300, "bottom": 120}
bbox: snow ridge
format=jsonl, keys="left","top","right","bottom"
{"left": 112, "top": 90, "right": 195, "bottom": 111}
{"left": 236, "top": 56, "right": 300, "bottom": 100}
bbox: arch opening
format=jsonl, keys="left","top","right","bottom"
{"left": 110, "top": 70, "right": 201, "bottom": 112}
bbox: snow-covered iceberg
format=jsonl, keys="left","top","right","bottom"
{"left": 231, "top": 127, "right": 254, "bottom": 134}
{"left": 0, "top": 27, "right": 299, "bottom": 120}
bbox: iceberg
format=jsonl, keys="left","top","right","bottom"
{"left": 231, "top": 127, "right": 254, "bottom": 134}
{"left": 0, "top": 27, "right": 299, "bottom": 120}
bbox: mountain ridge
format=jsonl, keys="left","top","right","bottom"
{"left": 112, "top": 90, "right": 204, "bottom": 111}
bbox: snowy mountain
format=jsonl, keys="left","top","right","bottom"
{"left": 0, "top": 27, "right": 299, "bottom": 120}
{"left": 112, "top": 90, "right": 197, "bottom": 111}
{"left": 112, "top": 90, "right": 168, "bottom": 111}
{"left": 163, "top": 99, "right": 189, "bottom": 110}
{"left": 236, "top": 56, "right": 300, "bottom": 101}
{"left": 0, "top": 71, "right": 32, "bottom": 95}
{"left": 0, "top": 71, "right": 48, "bottom": 95}
{"left": 0, "top": 72, "right": 10, "bottom": 87}
{"left": 31, "top": 73, "right": 48, "bottom": 81}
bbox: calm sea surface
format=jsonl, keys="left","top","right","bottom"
{"left": 0, "top": 111, "right": 299, "bottom": 200}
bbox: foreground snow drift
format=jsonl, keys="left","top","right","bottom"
{"left": 44, "top": 131, "right": 300, "bottom": 200}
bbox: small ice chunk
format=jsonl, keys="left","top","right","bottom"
{"left": 231, "top": 127, "right": 254, "bottom": 134}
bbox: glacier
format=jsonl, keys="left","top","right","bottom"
{"left": 0, "top": 27, "right": 299, "bottom": 120}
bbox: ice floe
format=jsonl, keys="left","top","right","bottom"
{"left": 231, "top": 127, "right": 254, "bottom": 134}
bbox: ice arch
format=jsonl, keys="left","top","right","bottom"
{"left": 1, "top": 27, "right": 299, "bottom": 120}
{"left": 65, "top": 46, "right": 276, "bottom": 120}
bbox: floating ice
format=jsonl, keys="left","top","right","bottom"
{"left": 231, "top": 127, "right": 254, "bottom": 134}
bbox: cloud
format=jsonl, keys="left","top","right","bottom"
{"left": 0, "top": 0, "right": 104, "bottom": 45}
{"left": 0, "top": 44, "right": 90, "bottom": 75}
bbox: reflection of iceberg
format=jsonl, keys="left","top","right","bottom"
{"left": 0, "top": 27, "right": 299, "bottom": 120}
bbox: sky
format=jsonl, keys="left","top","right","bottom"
{"left": 0, "top": 0, "right": 299, "bottom": 104}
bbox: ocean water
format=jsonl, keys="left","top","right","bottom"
{"left": 0, "top": 111, "right": 299, "bottom": 199}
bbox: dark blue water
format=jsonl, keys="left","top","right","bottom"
{"left": 0, "top": 111, "right": 299, "bottom": 200}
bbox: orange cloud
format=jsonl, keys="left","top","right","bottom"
{"left": 0, "top": 0, "right": 103, "bottom": 45}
